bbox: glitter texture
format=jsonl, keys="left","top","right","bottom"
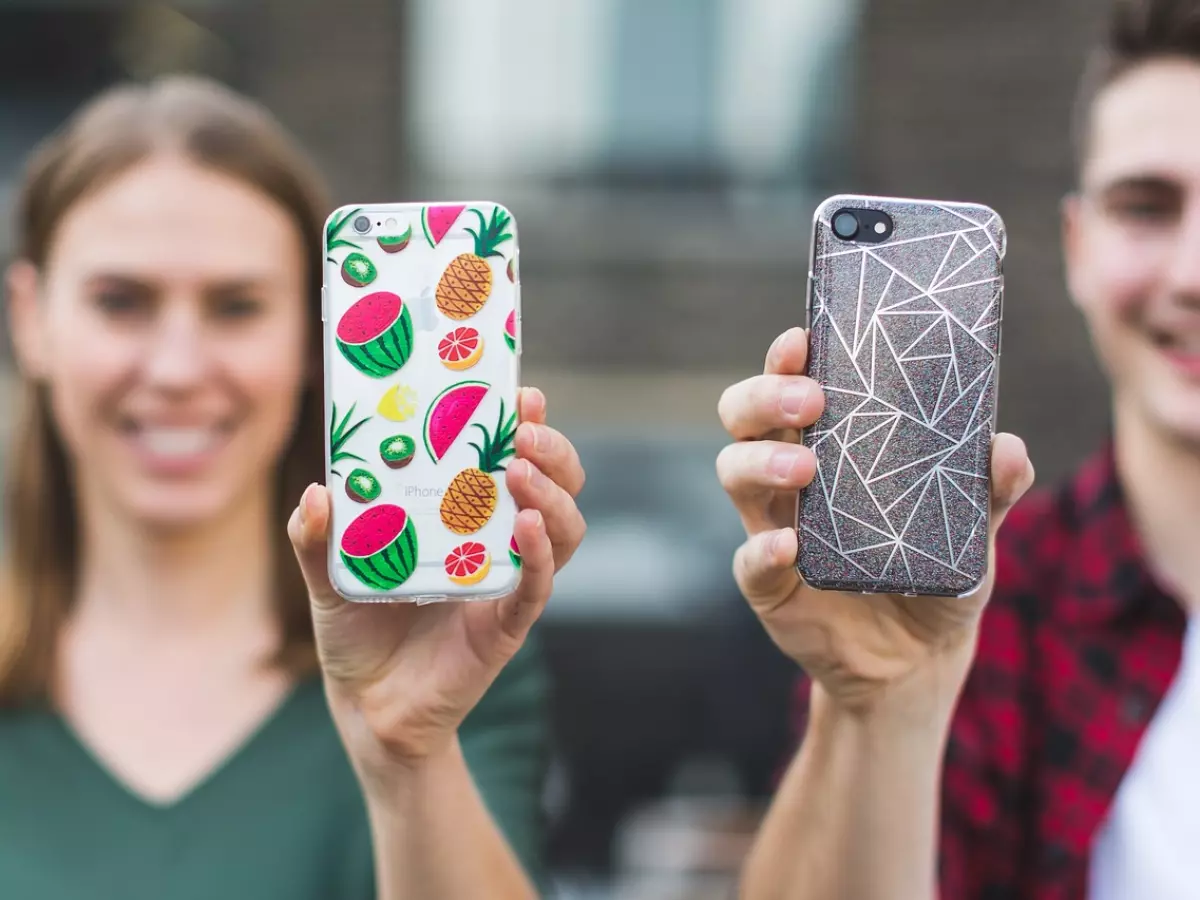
{"left": 797, "top": 195, "right": 1005, "bottom": 597}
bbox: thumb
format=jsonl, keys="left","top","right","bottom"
{"left": 987, "top": 432, "right": 1036, "bottom": 539}
{"left": 733, "top": 527, "right": 802, "bottom": 613}
{"left": 288, "top": 483, "right": 343, "bottom": 611}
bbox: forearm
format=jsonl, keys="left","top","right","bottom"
{"left": 740, "top": 652, "right": 971, "bottom": 900}
{"left": 363, "top": 737, "right": 537, "bottom": 900}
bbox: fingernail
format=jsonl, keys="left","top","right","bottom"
{"left": 529, "top": 423, "right": 544, "bottom": 453}
{"left": 524, "top": 459, "right": 537, "bottom": 486}
{"left": 780, "top": 382, "right": 810, "bottom": 416}
{"left": 533, "top": 510, "right": 544, "bottom": 531}
{"left": 298, "top": 484, "right": 314, "bottom": 526}
{"left": 767, "top": 331, "right": 787, "bottom": 364}
{"left": 773, "top": 529, "right": 794, "bottom": 561}
{"left": 769, "top": 448, "right": 801, "bottom": 480}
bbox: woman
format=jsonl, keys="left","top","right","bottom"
{"left": 0, "top": 75, "right": 586, "bottom": 899}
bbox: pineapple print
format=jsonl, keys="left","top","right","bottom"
{"left": 435, "top": 206, "right": 514, "bottom": 321}
{"left": 329, "top": 402, "right": 370, "bottom": 478}
{"left": 440, "top": 400, "right": 517, "bottom": 534}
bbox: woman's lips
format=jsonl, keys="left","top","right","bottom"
{"left": 120, "top": 422, "right": 232, "bottom": 476}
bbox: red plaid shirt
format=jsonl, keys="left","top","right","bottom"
{"left": 791, "top": 444, "right": 1189, "bottom": 899}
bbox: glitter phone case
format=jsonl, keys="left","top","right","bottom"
{"left": 797, "top": 194, "right": 1005, "bottom": 597}
{"left": 323, "top": 202, "right": 523, "bottom": 603}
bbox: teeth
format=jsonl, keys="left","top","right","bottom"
{"left": 139, "top": 428, "right": 218, "bottom": 458}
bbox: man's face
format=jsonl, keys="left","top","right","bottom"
{"left": 1065, "top": 58, "right": 1200, "bottom": 446}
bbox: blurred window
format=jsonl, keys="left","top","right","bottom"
{"left": 406, "top": 0, "right": 863, "bottom": 191}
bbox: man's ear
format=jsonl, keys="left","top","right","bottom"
{"left": 1061, "top": 193, "right": 1086, "bottom": 313}
{"left": 6, "top": 260, "right": 48, "bottom": 379}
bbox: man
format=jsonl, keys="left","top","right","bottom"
{"left": 716, "top": 0, "right": 1200, "bottom": 896}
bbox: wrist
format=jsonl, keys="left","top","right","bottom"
{"left": 355, "top": 733, "right": 466, "bottom": 814}
{"left": 324, "top": 681, "right": 461, "bottom": 789}
{"left": 810, "top": 628, "right": 977, "bottom": 734}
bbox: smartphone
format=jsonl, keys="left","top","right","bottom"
{"left": 322, "top": 201, "right": 522, "bottom": 603}
{"left": 796, "top": 194, "right": 1005, "bottom": 597}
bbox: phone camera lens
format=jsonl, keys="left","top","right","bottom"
{"left": 353, "top": 215, "right": 371, "bottom": 234}
{"left": 832, "top": 211, "right": 859, "bottom": 240}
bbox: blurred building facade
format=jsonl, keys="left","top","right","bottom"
{"left": 0, "top": 2, "right": 1118, "bottom": 895}
{"left": 1, "top": 0, "right": 1113, "bottom": 484}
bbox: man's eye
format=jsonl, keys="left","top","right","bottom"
{"left": 1119, "top": 201, "right": 1173, "bottom": 220}
{"left": 95, "top": 290, "right": 147, "bottom": 315}
{"left": 1107, "top": 193, "right": 1180, "bottom": 224}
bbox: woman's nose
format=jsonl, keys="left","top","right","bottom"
{"left": 139, "top": 303, "right": 210, "bottom": 389}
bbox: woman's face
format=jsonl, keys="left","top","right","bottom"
{"left": 18, "top": 155, "right": 310, "bottom": 531}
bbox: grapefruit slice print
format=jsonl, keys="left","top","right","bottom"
{"left": 438, "top": 326, "right": 484, "bottom": 371}
{"left": 445, "top": 541, "right": 491, "bottom": 585}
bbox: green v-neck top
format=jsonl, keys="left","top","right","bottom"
{"left": 0, "top": 636, "right": 549, "bottom": 899}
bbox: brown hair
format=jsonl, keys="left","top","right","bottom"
{"left": 0, "top": 75, "right": 329, "bottom": 704}
{"left": 1071, "top": 0, "right": 1200, "bottom": 168}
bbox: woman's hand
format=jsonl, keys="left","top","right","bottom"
{"left": 289, "top": 386, "right": 585, "bottom": 780}
{"left": 717, "top": 327, "right": 1035, "bottom": 715}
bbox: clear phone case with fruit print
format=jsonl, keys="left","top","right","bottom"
{"left": 322, "top": 202, "right": 523, "bottom": 603}
{"left": 797, "top": 194, "right": 1005, "bottom": 598}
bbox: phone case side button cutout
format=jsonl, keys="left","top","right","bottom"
{"left": 996, "top": 287, "right": 1004, "bottom": 356}
{"left": 321, "top": 287, "right": 327, "bottom": 322}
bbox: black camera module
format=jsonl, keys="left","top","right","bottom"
{"left": 353, "top": 215, "right": 371, "bottom": 234}
{"left": 830, "top": 207, "right": 894, "bottom": 244}
{"left": 832, "top": 211, "right": 859, "bottom": 241}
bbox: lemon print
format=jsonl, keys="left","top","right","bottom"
{"left": 378, "top": 384, "right": 418, "bottom": 422}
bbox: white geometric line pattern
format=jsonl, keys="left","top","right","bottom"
{"left": 797, "top": 198, "right": 1004, "bottom": 596}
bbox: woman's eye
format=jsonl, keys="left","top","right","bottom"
{"left": 212, "top": 296, "right": 263, "bottom": 319}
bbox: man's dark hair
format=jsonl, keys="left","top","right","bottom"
{"left": 1072, "top": 0, "right": 1200, "bottom": 168}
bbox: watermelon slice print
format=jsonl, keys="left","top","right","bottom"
{"left": 422, "top": 380, "right": 489, "bottom": 463}
{"left": 508, "top": 534, "right": 522, "bottom": 568}
{"left": 445, "top": 541, "right": 491, "bottom": 586}
{"left": 340, "top": 504, "right": 418, "bottom": 590}
{"left": 336, "top": 291, "right": 414, "bottom": 377}
{"left": 422, "top": 205, "right": 466, "bottom": 248}
{"left": 504, "top": 310, "right": 517, "bottom": 353}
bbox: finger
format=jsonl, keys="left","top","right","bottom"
{"left": 515, "top": 421, "right": 585, "bottom": 498}
{"left": 518, "top": 386, "right": 547, "bottom": 426}
{"left": 496, "top": 508, "right": 554, "bottom": 640}
{"left": 764, "top": 327, "right": 810, "bottom": 376}
{"left": 506, "top": 458, "right": 586, "bottom": 568}
{"left": 717, "top": 373, "right": 825, "bottom": 441}
{"left": 733, "top": 527, "right": 801, "bottom": 611}
{"left": 288, "top": 483, "right": 342, "bottom": 611}
{"left": 987, "top": 432, "right": 1036, "bottom": 536}
{"left": 716, "top": 440, "right": 817, "bottom": 533}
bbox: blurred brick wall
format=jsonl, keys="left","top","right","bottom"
{"left": 852, "top": 0, "right": 1111, "bottom": 483}
{"left": 491, "top": 0, "right": 1121, "bottom": 482}
{"left": 238, "top": 0, "right": 404, "bottom": 203}
{"left": 0, "top": 1, "right": 1124, "bottom": 482}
